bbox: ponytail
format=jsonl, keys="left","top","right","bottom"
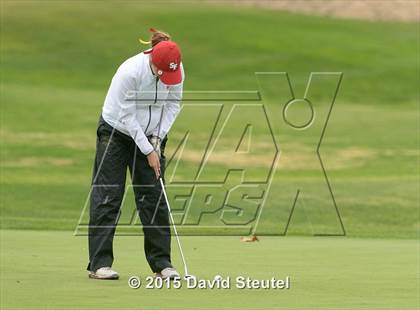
{"left": 139, "top": 28, "right": 171, "bottom": 48}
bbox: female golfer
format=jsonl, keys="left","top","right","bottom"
{"left": 87, "top": 29, "right": 184, "bottom": 280}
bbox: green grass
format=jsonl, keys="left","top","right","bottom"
{"left": 0, "top": 1, "right": 420, "bottom": 310}
{"left": 1, "top": 1, "right": 418, "bottom": 102}
{"left": 1, "top": 1, "right": 419, "bottom": 238}
{"left": 1, "top": 230, "right": 419, "bottom": 310}
{"left": 0, "top": 2, "right": 419, "bottom": 308}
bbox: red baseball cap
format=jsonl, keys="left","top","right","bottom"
{"left": 148, "top": 41, "right": 182, "bottom": 85}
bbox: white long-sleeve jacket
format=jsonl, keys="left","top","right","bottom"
{"left": 102, "top": 51, "right": 184, "bottom": 155}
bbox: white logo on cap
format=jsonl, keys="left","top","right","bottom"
{"left": 169, "top": 62, "right": 178, "bottom": 71}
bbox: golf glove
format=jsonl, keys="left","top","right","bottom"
{"left": 149, "top": 136, "right": 161, "bottom": 157}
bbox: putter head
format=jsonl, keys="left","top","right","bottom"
{"left": 183, "top": 274, "right": 196, "bottom": 281}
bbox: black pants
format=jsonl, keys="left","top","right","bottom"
{"left": 87, "top": 116, "right": 172, "bottom": 273}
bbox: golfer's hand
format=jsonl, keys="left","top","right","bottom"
{"left": 149, "top": 136, "right": 161, "bottom": 158}
{"left": 147, "top": 151, "right": 160, "bottom": 179}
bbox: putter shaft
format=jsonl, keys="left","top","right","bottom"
{"left": 159, "top": 177, "right": 189, "bottom": 276}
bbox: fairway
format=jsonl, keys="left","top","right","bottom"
{"left": 1, "top": 2, "right": 418, "bottom": 238}
{"left": 1, "top": 230, "right": 418, "bottom": 310}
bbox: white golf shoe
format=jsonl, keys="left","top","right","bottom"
{"left": 88, "top": 267, "right": 119, "bottom": 280}
{"left": 155, "top": 267, "right": 180, "bottom": 280}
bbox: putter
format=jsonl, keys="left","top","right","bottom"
{"left": 159, "top": 177, "right": 194, "bottom": 280}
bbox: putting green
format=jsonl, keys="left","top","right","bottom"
{"left": 1, "top": 230, "right": 418, "bottom": 310}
